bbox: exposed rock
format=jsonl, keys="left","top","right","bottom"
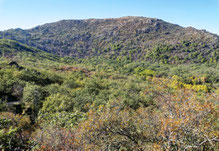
{"left": 8, "top": 61, "right": 24, "bottom": 70}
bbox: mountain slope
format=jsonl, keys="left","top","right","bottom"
{"left": 0, "top": 16, "right": 218, "bottom": 63}
{"left": 0, "top": 39, "right": 59, "bottom": 61}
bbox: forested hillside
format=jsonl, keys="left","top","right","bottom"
{"left": 0, "top": 17, "right": 218, "bottom": 63}
{"left": 0, "top": 39, "right": 60, "bottom": 62}
{"left": 0, "top": 17, "right": 219, "bottom": 150}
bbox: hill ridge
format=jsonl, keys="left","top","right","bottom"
{"left": 0, "top": 16, "right": 218, "bottom": 63}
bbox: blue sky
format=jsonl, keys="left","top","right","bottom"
{"left": 0, "top": 0, "right": 219, "bottom": 34}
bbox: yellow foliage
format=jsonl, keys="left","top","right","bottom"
{"left": 170, "top": 75, "right": 208, "bottom": 92}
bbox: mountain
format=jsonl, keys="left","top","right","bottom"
{"left": 0, "top": 16, "right": 218, "bottom": 63}
{"left": 0, "top": 17, "right": 219, "bottom": 151}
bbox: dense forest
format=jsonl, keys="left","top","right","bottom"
{"left": 0, "top": 17, "right": 219, "bottom": 150}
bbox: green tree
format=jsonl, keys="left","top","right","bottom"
{"left": 22, "top": 83, "right": 46, "bottom": 123}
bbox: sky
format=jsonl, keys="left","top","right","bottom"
{"left": 0, "top": 0, "right": 219, "bottom": 35}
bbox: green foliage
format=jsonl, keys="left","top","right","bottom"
{"left": 39, "top": 111, "right": 85, "bottom": 128}
{"left": 0, "top": 39, "right": 60, "bottom": 61}
{"left": 17, "top": 69, "right": 62, "bottom": 86}
{"left": 23, "top": 83, "right": 47, "bottom": 123}
{"left": 0, "top": 126, "right": 19, "bottom": 150}
{"left": 0, "top": 112, "right": 32, "bottom": 150}
{"left": 41, "top": 93, "right": 74, "bottom": 113}
{"left": 0, "top": 32, "right": 218, "bottom": 150}
{"left": 23, "top": 83, "right": 46, "bottom": 104}
{"left": 134, "top": 67, "right": 156, "bottom": 77}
